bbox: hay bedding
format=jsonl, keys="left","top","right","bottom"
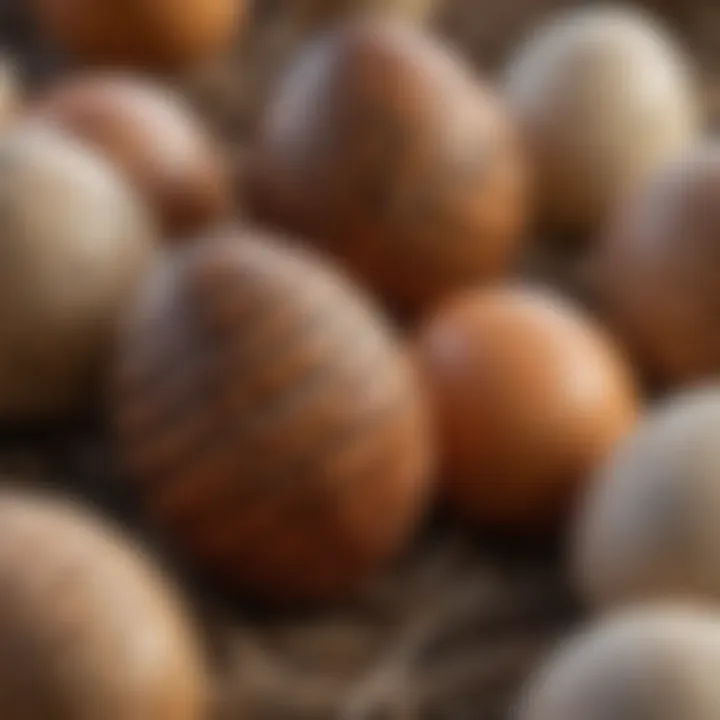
{"left": 0, "top": 0, "right": 715, "bottom": 717}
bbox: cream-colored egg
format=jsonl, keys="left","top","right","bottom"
{"left": 0, "top": 125, "right": 156, "bottom": 419}
{"left": 505, "top": 6, "right": 699, "bottom": 234}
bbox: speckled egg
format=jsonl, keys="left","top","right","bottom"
{"left": 505, "top": 6, "right": 698, "bottom": 235}
{"left": 573, "top": 387, "right": 720, "bottom": 609}
{"left": 31, "top": 74, "right": 231, "bottom": 240}
{"left": 0, "top": 489, "right": 207, "bottom": 719}
{"left": 248, "top": 16, "right": 528, "bottom": 313}
{"left": 34, "top": 0, "right": 242, "bottom": 70}
{"left": 0, "top": 125, "right": 155, "bottom": 420}
{"left": 113, "top": 228, "right": 434, "bottom": 604}
{"left": 593, "top": 143, "right": 720, "bottom": 388}
{"left": 415, "top": 286, "right": 638, "bottom": 530}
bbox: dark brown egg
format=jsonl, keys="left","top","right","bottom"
{"left": 113, "top": 228, "right": 434, "bottom": 604}
{"left": 34, "top": 0, "right": 242, "bottom": 71}
{"left": 415, "top": 286, "right": 638, "bottom": 530}
{"left": 0, "top": 489, "right": 207, "bottom": 719}
{"left": 248, "top": 17, "right": 528, "bottom": 314}
{"left": 593, "top": 143, "right": 720, "bottom": 388}
{"left": 0, "top": 124, "right": 155, "bottom": 420}
{"left": 31, "top": 74, "right": 232, "bottom": 240}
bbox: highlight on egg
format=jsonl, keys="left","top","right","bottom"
{"left": 415, "top": 285, "right": 638, "bottom": 530}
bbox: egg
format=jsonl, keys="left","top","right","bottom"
{"left": 519, "top": 606, "right": 720, "bottom": 720}
{"left": 593, "top": 143, "right": 720, "bottom": 388}
{"left": 0, "top": 489, "right": 207, "bottom": 719}
{"left": 113, "top": 228, "right": 433, "bottom": 604}
{"left": 505, "top": 6, "right": 698, "bottom": 235}
{"left": 32, "top": 74, "right": 231, "bottom": 240}
{"left": 248, "top": 17, "right": 528, "bottom": 313}
{"left": 0, "top": 60, "right": 18, "bottom": 126}
{"left": 573, "top": 387, "right": 720, "bottom": 609}
{"left": 34, "top": 0, "right": 242, "bottom": 70}
{"left": 0, "top": 125, "right": 155, "bottom": 420}
{"left": 289, "top": 0, "right": 437, "bottom": 29}
{"left": 415, "top": 286, "right": 638, "bottom": 530}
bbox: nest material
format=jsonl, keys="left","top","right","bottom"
{"left": 0, "top": 0, "right": 716, "bottom": 717}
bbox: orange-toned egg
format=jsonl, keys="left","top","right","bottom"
{"left": 113, "top": 227, "right": 434, "bottom": 604}
{"left": 0, "top": 489, "right": 207, "bottom": 719}
{"left": 593, "top": 143, "right": 720, "bottom": 388}
{"left": 248, "top": 16, "right": 528, "bottom": 314}
{"left": 34, "top": 0, "right": 242, "bottom": 70}
{"left": 31, "top": 74, "right": 231, "bottom": 240}
{"left": 415, "top": 286, "right": 638, "bottom": 530}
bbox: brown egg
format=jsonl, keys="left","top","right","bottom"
{"left": 113, "top": 228, "right": 433, "bottom": 604}
{"left": 593, "top": 143, "right": 720, "bottom": 388}
{"left": 31, "top": 74, "right": 231, "bottom": 240}
{"left": 415, "top": 286, "right": 638, "bottom": 530}
{"left": 573, "top": 387, "right": 720, "bottom": 610}
{"left": 289, "top": 0, "right": 437, "bottom": 29}
{"left": 0, "top": 125, "right": 155, "bottom": 420}
{"left": 0, "top": 489, "right": 207, "bottom": 719}
{"left": 34, "top": 0, "right": 242, "bottom": 70}
{"left": 505, "top": 6, "right": 698, "bottom": 235}
{"left": 248, "top": 17, "right": 528, "bottom": 314}
{"left": 519, "top": 606, "right": 720, "bottom": 720}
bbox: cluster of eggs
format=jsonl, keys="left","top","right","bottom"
{"left": 0, "top": 0, "right": 716, "bottom": 717}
